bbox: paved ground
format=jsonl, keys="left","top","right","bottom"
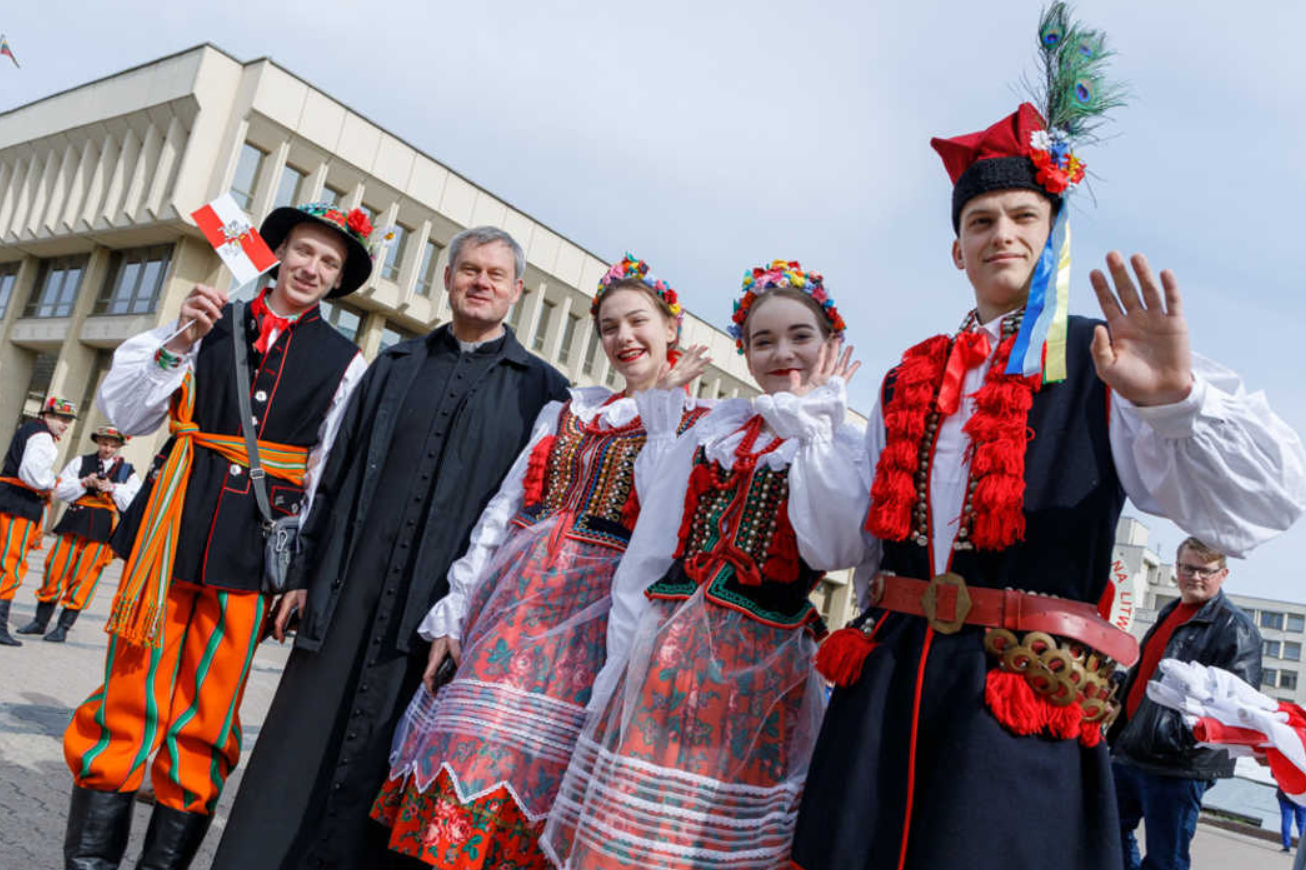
{"left": 0, "top": 541, "right": 1284, "bottom": 869}
{"left": 0, "top": 553, "right": 287, "bottom": 869}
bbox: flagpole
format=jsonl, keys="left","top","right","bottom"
{"left": 160, "top": 276, "right": 260, "bottom": 347}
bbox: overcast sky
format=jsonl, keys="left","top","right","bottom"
{"left": 3, "top": 1, "right": 1304, "bottom": 603}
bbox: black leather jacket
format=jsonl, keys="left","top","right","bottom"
{"left": 1110, "top": 590, "right": 1263, "bottom": 779}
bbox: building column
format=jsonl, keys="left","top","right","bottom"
{"left": 0, "top": 255, "right": 41, "bottom": 441}
{"left": 46, "top": 246, "right": 114, "bottom": 469}
{"left": 356, "top": 310, "right": 386, "bottom": 361}
{"left": 544, "top": 293, "right": 573, "bottom": 366}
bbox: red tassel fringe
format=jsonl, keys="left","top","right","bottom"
{"left": 761, "top": 497, "right": 801, "bottom": 583}
{"left": 621, "top": 485, "right": 640, "bottom": 530}
{"left": 984, "top": 669, "right": 1102, "bottom": 747}
{"left": 867, "top": 336, "right": 950, "bottom": 539}
{"left": 815, "top": 627, "right": 878, "bottom": 688}
{"left": 522, "top": 434, "right": 556, "bottom": 507}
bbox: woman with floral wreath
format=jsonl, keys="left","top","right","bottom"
{"left": 539, "top": 261, "right": 868, "bottom": 870}
{"left": 372, "top": 255, "right": 712, "bottom": 869}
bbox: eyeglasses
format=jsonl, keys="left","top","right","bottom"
{"left": 1176, "top": 563, "right": 1223, "bottom": 580}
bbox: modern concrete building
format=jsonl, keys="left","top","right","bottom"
{"left": 0, "top": 44, "right": 862, "bottom": 628}
{"left": 1121, "top": 516, "right": 1306, "bottom": 706}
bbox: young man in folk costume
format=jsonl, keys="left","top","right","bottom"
{"left": 792, "top": 6, "right": 1306, "bottom": 870}
{"left": 0, "top": 396, "right": 78, "bottom": 646}
{"left": 17, "top": 425, "right": 141, "bottom": 642}
{"left": 60, "top": 202, "right": 373, "bottom": 870}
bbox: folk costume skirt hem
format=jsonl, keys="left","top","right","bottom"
{"left": 541, "top": 587, "right": 826, "bottom": 870}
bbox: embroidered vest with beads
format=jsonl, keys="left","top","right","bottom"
{"left": 515, "top": 401, "right": 709, "bottom": 550}
{"left": 648, "top": 445, "right": 827, "bottom": 637}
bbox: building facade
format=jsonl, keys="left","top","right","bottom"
{"left": 0, "top": 44, "right": 861, "bottom": 628}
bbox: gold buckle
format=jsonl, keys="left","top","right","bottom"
{"left": 921, "top": 572, "right": 972, "bottom": 635}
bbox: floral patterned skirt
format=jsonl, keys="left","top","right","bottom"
{"left": 372, "top": 769, "right": 551, "bottom": 869}
{"left": 372, "top": 517, "right": 619, "bottom": 866}
{"left": 540, "top": 585, "right": 826, "bottom": 870}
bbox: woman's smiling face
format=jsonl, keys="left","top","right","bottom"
{"left": 744, "top": 294, "right": 828, "bottom": 394}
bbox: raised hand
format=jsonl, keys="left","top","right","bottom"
{"left": 788, "top": 337, "right": 861, "bottom": 397}
{"left": 165, "top": 284, "right": 230, "bottom": 353}
{"left": 1089, "top": 251, "right": 1193, "bottom": 407}
{"left": 653, "top": 344, "right": 712, "bottom": 392}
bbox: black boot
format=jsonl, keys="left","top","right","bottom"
{"left": 18, "top": 599, "right": 57, "bottom": 634}
{"left": 45, "top": 607, "right": 81, "bottom": 642}
{"left": 134, "top": 805, "right": 212, "bottom": 870}
{"left": 0, "top": 599, "right": 21, "bottom": 646}
{"left": 65, "top": 785, "right": 136, "bottom": 870}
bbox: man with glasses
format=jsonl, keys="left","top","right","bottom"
{"left": 1110, "top": 537, "right": 1262, "bottom": 870}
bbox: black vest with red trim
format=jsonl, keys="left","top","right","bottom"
{"left": 879, "top": 316, "right": 1123, "bottom": 605}
{"left": 0, "top": 420, "right": 52, "bottom": 522}
{"left": 52, "top": 454, "right": 135, "bottom": 542}
{"left": 113, "top": 302, "right": 358, "bottom": 592}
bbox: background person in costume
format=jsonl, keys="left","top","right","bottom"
{"left": 17, "top": 425, "right": 141, "bottom": 643}
{"left": 791, "top": 6, "right": 1306, "bottom": 870}
{"left": 1110, "top": 538, "right": 1261, "bottom": 870}
{"left": 60, "top": 202, "right": 371, "bottom": 870}
{"left": 0, "top": 395, "right": 76, "bottom": 647}
{"left": 211, "top": 226, "right": 570, "bottom": 870}
{"left": 541, "top": 261, "right": 867, "bottom": 870}
{"left": 371, "top": 254, "right": 712, "bottom": 869}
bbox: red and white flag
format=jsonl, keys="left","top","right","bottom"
{"left": 191, "top": 194, "right": 279, "bottom": 287}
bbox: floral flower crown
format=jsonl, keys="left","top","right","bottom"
{"left": 299, "top": 203, "right": 377, "bottom": 257}
{"left": 727, "top": 260, "right": 846, "bottom": 353}
{"left": 591, "top": 253, "right": 684, "bottom": 336}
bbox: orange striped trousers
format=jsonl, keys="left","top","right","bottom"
{"left": 0, "top": 512, "right": 40, "bottom": 601}
{"left": 37, "top": 534, "right": 115, "bottom": 611}
{"left": 64, "top": 581, "right": 267, "bottom": 814}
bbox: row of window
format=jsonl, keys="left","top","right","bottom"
{"left": 1249, "top": 609, "right": 1306, "bottom": 633}
{"left": 0, "top": 246, "right": 175, "bottom": 321}
{"left": 1265, "top": 668, "right": 1299, "bottom": 692}
{"left": 1264, "top": 639, "right": 1303, "bottom": 661}
{"left": 232, "top": 143, "right": 444, "bottom": 298}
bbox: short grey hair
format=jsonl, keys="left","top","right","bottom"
{"left": 447, "top": 226, "right": 526, "bottom": 281}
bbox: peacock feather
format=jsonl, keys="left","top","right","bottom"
{"left": 1030, "top": 4, "right": 1126, "bottom": 141}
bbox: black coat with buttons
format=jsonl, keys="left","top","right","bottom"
{"left": 289, "top": 323, "right": 570, "bottom": 654}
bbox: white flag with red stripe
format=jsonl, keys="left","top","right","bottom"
{"left": 190, "top": 194, "right": 279, "bottom": 286}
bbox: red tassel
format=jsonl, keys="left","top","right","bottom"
{"left": 621, "top": 485, "right": 640, "bottom": 530}
{"left": 762, "top": 498, "right": 801, "bottom": 583}
{"left": 1079, "top": 721, "right": 1103, "bottom": 748}
{"left": 1044, "top": 701, "right": 1085, "bottom": 740}
{"left": 815, "top": 627, "right": 878, "bottom": 687}
{"left": 522, "top": 434, "right": 555, "bottom": 507}
{"left": 984, "top": 670, "right": 1046, "bottom": 736}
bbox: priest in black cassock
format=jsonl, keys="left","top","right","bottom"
{"left": 211, "top": 226, "right": 570, "bottom": 870}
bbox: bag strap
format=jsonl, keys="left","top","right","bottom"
{"left": 231, "top": 299, "right": 275, "bottom": 530}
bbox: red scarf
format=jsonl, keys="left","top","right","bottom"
{"left": 250, "top": 290, "right": 294, "bottom": 354}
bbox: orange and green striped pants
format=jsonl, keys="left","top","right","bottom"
{"left": 0, "top": 512, "right": 40, "bottom": 601}
{"left": 64, "top": 580, "right": 268, "bottom": 814}
{"left": 36, "top": 534, "right": 115, "bottom": 611}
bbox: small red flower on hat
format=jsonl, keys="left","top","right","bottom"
{"left": 345, "top": 209, "right": 373, "bottom": 238}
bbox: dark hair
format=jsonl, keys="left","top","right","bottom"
{"left": 741, "top": 288, "right": 833, "bottom": 349}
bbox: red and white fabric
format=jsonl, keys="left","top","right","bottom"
{"left": 1146, "top": 658, "right": 1306, "bottom": 804}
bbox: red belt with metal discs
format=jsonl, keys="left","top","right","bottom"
{"left": 877, "top": 572, "right": 1140, "bottom": 667}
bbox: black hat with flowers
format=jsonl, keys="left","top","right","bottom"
{"left": 260, "top": 203, "right": 376, "bottom": 297}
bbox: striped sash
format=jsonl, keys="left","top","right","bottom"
{"left": 106, "top": 371, "right": 309, "bottom": 648}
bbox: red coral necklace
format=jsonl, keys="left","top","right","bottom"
{"left": 867, "top": 309, "right": 1040, "bottom": 552}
